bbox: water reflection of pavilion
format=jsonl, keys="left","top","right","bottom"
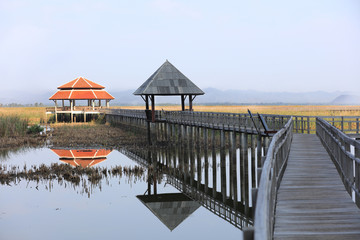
{"left": 137, "top": 193, "right": 200, "bottom": 231}
{"left": 51, "top": 149, "right": 113, "bottom": 167}
{"left": 122, "top": 145, "right": 254, "bottom": 231}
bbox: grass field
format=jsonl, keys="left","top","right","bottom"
{"left": 0, "top": 105, "right": 360, "bottom": 126}
{"left": 0, "top": 107, "right": 46, "bottom": 124}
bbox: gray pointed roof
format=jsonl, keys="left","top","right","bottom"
{"left": 137, "top": 193, "right": 200, "bottom": 231}
{"left": 133, "top": 60, "right": 204, "bottom": 96}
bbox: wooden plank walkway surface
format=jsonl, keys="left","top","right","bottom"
{"left": 274, "top": 134, "right": 360, "bottom": 240}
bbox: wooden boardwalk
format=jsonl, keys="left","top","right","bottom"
{"left": 274, "top": 134, "right": 360, "bottom": 240}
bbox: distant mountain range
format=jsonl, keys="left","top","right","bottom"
{"left": 0, "top": 88, "right": 359, "bottom": 105}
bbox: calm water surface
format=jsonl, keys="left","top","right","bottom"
{"left": 0, "top": 147, "right": 248, "bottom": 240}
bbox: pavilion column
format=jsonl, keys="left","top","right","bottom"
{"left": 62, "top": 100, "right": 64, "bottom": 108}
{"left": 151, "top": 95, "right": 155, "bottom": 123}
{"left": 181, "top": 95, "right": 185, "bottom": 111}
{"left": 106, "top": 100, "right": 109, "bottom": 108}
{"left": 70, "top": 100, "right": 73, "bottom": 123}
{"left": 99, "top": 100, "right": 101, "bottom": 108}
{"left": 145, "top": 95, "right": 149, "bottom": 110}
{"left": 189, "top": 94, "right": 193, "bottom": 111}
{"left": 54, "top": 100, "right": 58, "bottom": 123}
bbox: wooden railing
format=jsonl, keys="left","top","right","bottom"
{"left": 252, "top": 117, "right": 293, "bottom": 240}
{"left": 45, "top": 106, "right": 106, "bottom": 112}
{"left": 105, "top": 109, "right": 360, "bottom": 135}
{"left": 106, "top": 109, "right": 290, "bottom": 133}
{"left": 316, "top": 118, "right": 360, "bottom": 207}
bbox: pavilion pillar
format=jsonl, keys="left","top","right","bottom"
{"left": 151, "top": 95, "right": 155, "bottom": 123}
{"left": 54, "top": 100, "right": 58, "bottom": 123}
{"left": 70, "top": 100, "right": 73, "bottom": 123}
{"left": 181, "top": 95, "right": 185, "bottom": 111}
{"left": 62, "top": 100, "right": 64, "bottom": 108}
{"left": 189, "top": 94, "right": 193, "bottom": 111}
{"left": 145, "top": 95, "right": 149, "bottom": 110}
{"left": 99, "top": 100, "right": 101, "bottom": 107}
{"left": 106, "top": 100, "right": 109, "bottom": 108}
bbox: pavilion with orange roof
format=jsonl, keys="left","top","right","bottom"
{"left": 47, "top": 77, "right": 114, "bottom": 122}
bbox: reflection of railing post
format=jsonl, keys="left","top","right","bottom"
{"left": 204, "top": 128, "right": 209, "bottom": 193}
{"left": 230, "top": 131, "right": 237, "bottom": 207}
{"left": 212, "top": 129, "right": 217, "bottom": 198}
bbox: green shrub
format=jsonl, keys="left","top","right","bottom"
{"left": 27, "top": 124, "right": 44, "bottom": 134}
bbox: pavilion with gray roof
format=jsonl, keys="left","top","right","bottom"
{"left": 134, "top": 60, "right": 204, "bottom": 122}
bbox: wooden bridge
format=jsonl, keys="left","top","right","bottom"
{"left": 104, "top": 109, "right": 360, "bottom": 239}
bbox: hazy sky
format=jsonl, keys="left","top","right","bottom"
{"left": 1, "top": 0, "right": 359, "bottom": 94}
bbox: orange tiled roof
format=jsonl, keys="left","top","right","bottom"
{"left": 58, "top": 77, "right": 105, "bottom": 89}
{"left": 49, "top": 89, "right": 114, "bottom": 100}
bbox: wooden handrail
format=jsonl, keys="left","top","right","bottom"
{"left": 252, "top": 117, "right": 293, "bottom": 240}
{"left": 316, "top": 117, "right": 360, "bottom": 207}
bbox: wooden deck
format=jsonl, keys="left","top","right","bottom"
{"left": 274, "top": 134, "right": 360, "bottom": 240}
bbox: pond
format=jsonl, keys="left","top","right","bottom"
{"left": 0, "top": 144, "right": 256, "bottom": 240}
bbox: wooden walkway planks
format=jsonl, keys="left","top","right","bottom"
{"left": 274, "top": 134, "right": 360, "bottom": 240}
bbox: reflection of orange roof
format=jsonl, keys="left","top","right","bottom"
{"left": 51, "top": 149, "right": 112, "bottom": 168}
{"left": 60, "top": 158, "right": 107, "bottom": 168}
{"left": 58, "top": 77, "right": 104, "bottom": 89}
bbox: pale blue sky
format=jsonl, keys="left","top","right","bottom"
{"left": 0, "top": 0, "right": 359, "bottom": 94}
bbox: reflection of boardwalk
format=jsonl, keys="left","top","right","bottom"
{"left": 120, "top": 148, "right": 253, "bottom": 230}
{"left": 274, "top": 134, "right": 360, "bottom": 239}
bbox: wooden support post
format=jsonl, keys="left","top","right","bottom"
{"left": 189, "top": 94, "right": 193, "bottom": 111}
{"left": 181, "top": 95, "right": 185, "bottom": 111}
{"left": 242, "top": 133, "right": 249, "bottom": 211}
{"left": 204, "top": 128, "right": 209, "bottom": 193}
{"left": 240, "top": 132, "right": 246, "bottom": 203}
{"left": 301, "top": 117, "right": 304, "bottom": 134}
{"left": 145, "top": 95, "right": 149, "bottom": 110}
{"left": 355, "top": 142, "right": 360, "bottom": 207}
{"left": 230, "top": 131, "right": 237, "bottom": 206}
{"left": 212, "top": 129, "right": 217, "bottom": 198}
{"left": 264, "top": 136, "right": 270, "bottom": 156}
{"left": 257, "top": 135, "right": 262, "bottom": 167}
{"left": 220, "top": 130, "right": 226, "bottom": 202}
{"left": 251, "top": 134, "right": 257, "bottom": 188}
{"left": 151, "top": 95, "right": 155, "bottom": 123}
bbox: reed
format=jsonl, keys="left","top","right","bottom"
{"left": 0, "top": 115, "right": 28, "bottom": 137}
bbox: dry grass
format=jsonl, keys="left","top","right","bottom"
{"left": 0, "top": 107, "right": 46, "bottom": 124}
{"left": 113, "top": 105, "right": 360, "bottom": 116}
